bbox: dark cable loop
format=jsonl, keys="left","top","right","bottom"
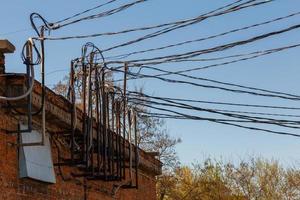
{"left": 21, "top": 40, "right": 41, "bottom": 66}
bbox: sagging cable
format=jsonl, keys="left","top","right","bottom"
{"left": 0, "top": 39, "right": 37, "bottom": 101}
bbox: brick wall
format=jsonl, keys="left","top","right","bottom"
{"left": 0, "top": 76, "right": 161, "bottom": 200}
{"left": 0, "top": 110, "right": 158, "bottom": 200}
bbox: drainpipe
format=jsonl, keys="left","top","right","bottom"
{"left": 0, "top": 39, "right": 16, "bottom": 74}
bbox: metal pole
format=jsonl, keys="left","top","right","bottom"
{"left": 40, "top": 26, "right": 46, "bottom": 146}
{"left": 70, "top": 61, "right": 75, "bottom": 164}
{"left": 26, "top": 40, "right": 33, "bottom": 133}
{"left": 111, "top": 93, "right": 115, "bottom": 179}
{"left": 88, "top": 53, "right": 94, "bottom": 176}
{"left": 117, "top": 101, "right": 122, "bottom": 180}
{"left": 95, "top": 68, "right": 101, "bottom": 174}
{"left": 134, "top": 112, "right": 139, "bottom": 189}
{"left": 122, "top": 62, "right": 128, "bottom": 179}
{"left": 82, "top": 58, "right": 87, "bottom": 166}
{"left": 128, "top": 110, "right": 133, "bottom": 183}
{"left": 101, "top": 70, "right": 107, "bottom": 180}
{"left": 106, "top": 93, "right": 112, "bottom": 178}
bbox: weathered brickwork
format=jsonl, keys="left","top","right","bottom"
{"left": 0, "top": 77, "right": 161, "bottom": 199}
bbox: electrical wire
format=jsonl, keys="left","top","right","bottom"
{"left": 107, "top": 10, "right": 300, "bottom": 59}
{"left": 133, "top": 63, "right": 300, "bottom": 99}
{"left": 0, "top": 28, "right": 32, "bottom": 36}
{"left": 0, "top": 65, "right": 34, "bottom": 101}
{"left": 111, "top": 44, "right": 300, "bottom": 88}
{"left": 45, "top": 0, "right": 244, "bottom": 40}
{"left": 129, "top": 98, "right": 300, "bottom": 127}
{"left": 54, "top": 0, "right": 120, "bottom": 24}
{"left": 57, "top": 0, "right": 149, "bottom": 29}
{"left": 111, "top": 68, "right": 300, "bottom": 101}
{"left": 45, "top": 0, "right": 275, "bottom": 42}
{"left": 111, "top": 86, "right": 300, "bottom": 127}
{"left": 103, "top": 0, "right": 274, "bottom": 52}
{"left": 134, "top": 103, "right": 300, "bottom": 138}
{"left": 130, "top": 97, "right": 300, "bottom": 118}
{"left": 109, "top": 23, "right": 300, "bottom": 65}
{"left": 127, "top": 91, "right": 300, "bottom": 110}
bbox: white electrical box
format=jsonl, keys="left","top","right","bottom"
{"left": 19, "top": 124, "right": 56, "bottom": 184}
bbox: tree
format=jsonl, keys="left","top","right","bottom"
{"left": 53, "top": 76, "right": 69, "bottom": 98}
{"left": 157, "top": 158, "right": 300, "bottom": 200}
{"left": 225, "top": 158, "right": 300, "bottom": 200}
{"left": 157, "top": 161, "right": 245, "bottom": 200}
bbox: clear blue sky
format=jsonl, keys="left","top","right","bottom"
{"left": 1, "top": 0, "right": 300, "bottom": 166}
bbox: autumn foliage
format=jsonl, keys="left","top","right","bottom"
{"left": 157, "top": 158, "right": 300, "bottom": 200}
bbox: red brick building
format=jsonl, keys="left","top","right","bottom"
{"left": 0, "top": 40, "right": 162, "bottom": 200}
